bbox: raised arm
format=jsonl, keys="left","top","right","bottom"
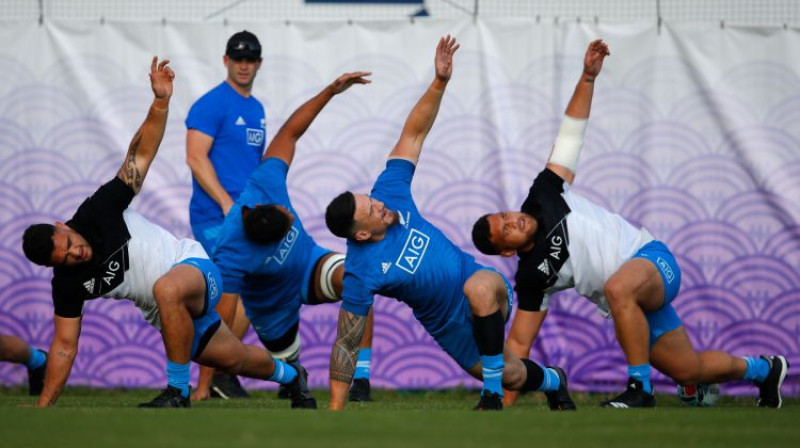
{"left": 329, "top": 307, "right": 370, "bottom": 410}
{"left": 545, "top": 39, "right": 610, "bottom": 184}
{"left": 116, "top": 57, "right": 175, "bottom": 194}
{"left": 388, "top": 35, "right": 459, "bottom": 164}
{"left": 266, "top": 72, "right": 371, "bottom": 167}
{"left": 36, "top": 316, "right": 81, "bottom": 406}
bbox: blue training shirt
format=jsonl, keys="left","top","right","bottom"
{"left": 186, "top": 81, "right": 266, "bottom": 225}
{"left": 342, "top": 159, "right": 483, "bottom": 336}
{"left": 212, "top": 158, "right": 317, "bottom": 314}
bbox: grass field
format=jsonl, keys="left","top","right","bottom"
{"left": 1, "top": 387, "right": 798, "bottom": 448}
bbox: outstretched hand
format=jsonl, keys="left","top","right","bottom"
{"left": 435, "top": 35, "right": 460, "bottom": 82}
{"left": 149, "top": 56, "right": 175, "bottom": 100}
{"left": 583, "top": 39, "right": 610, "bottom": 78}
{"left": 330, "top": 71, "right": 372, "bottom": 95}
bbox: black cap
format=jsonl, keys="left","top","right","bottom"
{"left": 226, "top": 30, "right": 261, "bottom": 60}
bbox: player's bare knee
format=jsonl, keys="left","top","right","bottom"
{"left": 464, "top": 281, "right": 494, "bottom": 315}
{"left": 604, "top": 279, "right": 633, "bottom": 311}
{"left": 153, "top": 277, "right": 182, "bottom": 307}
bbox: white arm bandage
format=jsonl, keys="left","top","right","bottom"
{"left": 548, "top": 115, "right": 588, "bottom": 172}
{"left": 320, "top": 253, "right": 346, "bottom": 301}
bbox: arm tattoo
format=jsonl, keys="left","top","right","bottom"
{"left": 120, "top": 129, "right": 144, "bottom": 193}
{"left": 330, "top": 310, "right": 367, "bottom": 383}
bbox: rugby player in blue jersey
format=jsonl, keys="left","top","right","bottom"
{"left": 211, "top": 71, "right": 376, "bottom": 406}
{"left": 325, "top": 36, "right": 575, "bottom": 411}
{"left": 471, "top": 40, "right": 789, "bottom": 408}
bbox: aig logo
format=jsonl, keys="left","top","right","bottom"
{"left": 273, "top": 226, "right": 298, "bottom": 265}
{"left": 657, "top": 257, "right": 675, "bottom": 284}
{"left": 247, "top": 128, "right": 264, "bottom": 146}
{"left": 207, "top": 272, "right": 219, "bottom": 299}
{"left": 396, "top": 229, "right": 430, "bottom": 274}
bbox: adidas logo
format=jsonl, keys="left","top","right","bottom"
{"left": 83, "top": 278, "right": 95, "bottom": 293}
{"left": 381, "top": 262, "right": 391, "bottom": 274}
{"left": 235, "top": 116, "right": 246, "bottom": 126}
{"left": 537, "top": 260, "right": 550, "bottom": 275}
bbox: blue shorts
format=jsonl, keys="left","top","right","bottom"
{"left": 245, "top": 245, "right": 331, "bottom": 342}
{"left": 190, "top": 220, "right": 224, "bottom": 255}
{"left": 430, "top": 267, "right": 514, "bottom": 371}
{"left": 176, "top": 257, "right": 223, "bottom": 359}
{"left": 632, "top": 240, "right": 683, "bottom": 344}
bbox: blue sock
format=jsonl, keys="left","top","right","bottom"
{"left": 628, "top": 364, "right": 652, "bottom": 394}
{"left": 538, "top": 366, "right": 561, "bottom": 392}
{"left": 481, "top": 354, "right": 504, "bottom": 397}
{"left": 166, "top": 361, "right": 191, "bottom": 398}
{"left": 268, "top": 360, "right": 298, "bottom": 385}
{"left": 354, "top": 348, "right": 371, "bottom": 380}
{"left": 25, "top": 348, "right": 46, "bottom": 370}
{"left": 742, "top": 356, "right": 770, "bottom": 383}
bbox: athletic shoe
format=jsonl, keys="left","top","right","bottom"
{"left": 544, "top": 366, "right": 577, "bottom": 411}
{"left": 138, "top": 386, "right": 191, "bottom": 408}
{"left": 600, "top": 377, "right": 656, "bottom": 408}
{"left": 277, "top": 383, "right": 291, "bottom": 400}
{"left": 210, "top": 371, "right": 250, "bottom": 399}
{"left": 27, "top": 350, "right": 47, "bottom": 396}
{"left": 349, "top": 378, "right": 373, "bottom": 402}
{"left": 473, "top": 391, "right": 503, "bottom": 411}
{"left": 756, "top": 355, "right": 789, "bottom": 408}
{"left": 286, "top": 361, "right": 317, "bottom": 409}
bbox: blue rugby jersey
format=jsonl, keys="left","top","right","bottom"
{"left": 342, "top": 159, "right": 483, "bottom": 336}
{"left": 212, "top": 158, "right": 317, "bottom": 314}
{"left": 186, "top": 81, "right": 266, "bottom": 226}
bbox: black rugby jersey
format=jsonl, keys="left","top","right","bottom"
{"left": 51, "top": 177, "right": 134, "bottom": 318}
{"left": 515, "top": 168, "right": 571, "bottom": 311}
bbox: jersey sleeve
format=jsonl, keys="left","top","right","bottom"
{"left": 340, "top": 267, "right": 375, "bottom": 317}
{"left": 185, "top": 91, "right": 224, "bottom": 138}
{"left": 51, "top": 278, "right": 85, "bottom": 318}
{"left": 371, "top": 159, "right": 415, "bottom": 202}
{"left": 246, "top": 158, "right": 290, "bottom": 204}
{"left": 514, "top": 265, "right": 547, "bottom": 312}
{"left": 521, "top": 168, "right": 565, "bottom": 214}
{"left": 71, "top": 177, "right": 135, "bottom": 229}
{"left": 213, "top": 226, "right": 248, "bottom": 295}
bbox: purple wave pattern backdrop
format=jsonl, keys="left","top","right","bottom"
{"left": 0, "top": 20, "right": 798, "bottom": 397}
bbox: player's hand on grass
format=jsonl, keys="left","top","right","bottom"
{"left": 192, "top": 388, "right": 211, "bottom": 402}
{"left": 330, "top": 71, "right": 372, "bottom": 95}
{"left": 502, "top": 389, "right": 519, "bottom": 407}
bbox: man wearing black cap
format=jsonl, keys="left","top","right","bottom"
{"left": 185, "top": 30, "right": 266, "bottom": 400}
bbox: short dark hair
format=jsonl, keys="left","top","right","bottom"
{"left": 471, "top": 214, "right": 500, "bottom": 255}
{"left": 242, "top": 205, "right": 291, "bottom": 244}
{"left": 325, "top": 192, "right": 356, "bottom": 239}
{"left": 22, "top": 224, "right": 56, "bottom": 266}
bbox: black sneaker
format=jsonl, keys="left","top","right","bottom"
{"left": 756, "top": 355, "right": 789, "bottom": 408}
{"left": 473, "top": 391, "right": 503, "bottom": 411}
{"left": 277, "top": 383, "right": 290, "bottom": 400}
{"left": 210, "top": 371, "right": 250, "bottom": 399}
{"left": 349, "top": 378, "right": 373, "bottom": 402}
{"left": 138, "top": 386, "right": 191, "bottom": 408}
{"left": 544, "top": 366, "right": 577, "bottom": 411}
{"left": 286, "top": 361, "right": 317, "bottom": 409}
{"left": 27, "top": 350, "right": 47, "bottom": 396}
{"left": 600, "top": 378, "right": 656, "bottom": 408}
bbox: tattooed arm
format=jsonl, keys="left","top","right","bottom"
{"left": 116, "top": 56, "right": 175, "bottom": 194}
{"left": 36, "top": 315, "right": 81, "bottom": 407}
{"left": 329, "top": 307, "right": 369, "bottom": 410}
